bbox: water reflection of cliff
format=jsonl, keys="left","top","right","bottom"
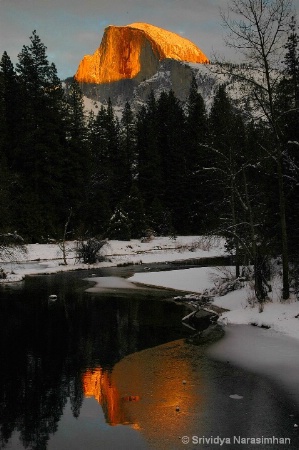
{"left": 83, "top": 368, "right": 140, "bottom": 426}
{"left": 83, "top": 368, "right": 126, "bottom": 426}
{"left": 0, "top": 272, "right": 189, "bottom": 449}
{"left": 81, "top": 339, "right": 206, "bottom": 447}
{"left": 110, "top": 339, "right": 206, "bottom": 447}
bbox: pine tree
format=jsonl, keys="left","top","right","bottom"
{"left": 123, "top": 184, "right": 146, "bottom": 238}
{"left": 108, "top": 98, "right": 132, "bottom": 205}
{"left": 275, "top": 16, "right": 299, "bottom": 143}
{"left": 65, "top": 78, "right": 86, "bottom": 147}
{"left": 0, "top": 53, "right": 18, "bottom": 231}
{"left": 106, "top": 206, "right": 131, "bottom": 241}
{"left": 156, "top": 90, "right": 185, "bottom": 233}
{"left": 86, "top": 105, "right": 112, "bottom": 228}
{"left": 185, "top": 76, "right": 208, "bottom": 232}
{"left": 88, "top": 104, "right": 110, "bottom": 185}
{"left": 276, "top": 17, "right": 299, "bottom": 260}
{"left": 284, "top": 16, "right": 299, "bottom": 112}
{"left": 15, "top": 31, "right": 68, "bottom": 239}
{"left": 120, "top": 101, "right": 137, "bottom": 180}
{"left": 88, "top": 99, "right": 130, "bottom": 211}
{"left": 0, "top": 52, "right": 20, "bottom": 169}
{"left": 148, "top": 197, "right": 174, "bottom": 237}
{"left": 208, "top": 86, "right": 248, "bottom": 276}
{"left": 0, "top": 60, "right": 6, "bottom": 162}
{"left": 136, "top": 92, "right": 163, "bottom": 206}
{"left": 64, "top": 77, "right": 89, "bottom": 220}
{"left": 0, "top": 75, "right": 11, "bottom": 231}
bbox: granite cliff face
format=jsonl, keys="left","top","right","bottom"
{"left": 72, "top": 23, "right": 254, "bottom": 117}
{"left": 75, "top": 22, "right": 209, "bottom": 85}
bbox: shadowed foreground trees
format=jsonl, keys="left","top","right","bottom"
{"left": 220, "top": 0, "right": 295, "bottom": 299}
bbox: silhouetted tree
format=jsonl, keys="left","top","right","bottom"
{"left": 221, "top": 0, "right": 293, "bottom": 298}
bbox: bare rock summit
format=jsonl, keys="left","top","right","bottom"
{"left": 75, "top": 22, "right": 209, "bottom": 85}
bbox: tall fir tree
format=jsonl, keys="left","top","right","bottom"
{"left": 208, "top": 86, "right": 248, "bottom": 274}
{"left": 64, "top": 77, "right": 89, "bottom": 225}
{"left": 107, "top": 98, "right": 132, "bottom": 205}
{"left": 120, "top": 101, "right": 137, "bottom": 180}
{"left": 0, "top": 71, "right": 12, "bottom": 231}
{"left": 156, "top": 90, "right": 186, "bottom": 233}
{"left": 0, "top": 52, "right": 20, "bottom": 170}
{"left": 276, "top": 17, "right": 299, "bottom": 259}
{"left": 148, "top": 197, "right": 174, "bottom": 236}
{"left": 106, "top": 206, "right": 131, "bottom": 241}
{"left": 88, "top": 98, "right": 130, "bottom": 210}
{"left": 15, "top": 31, "right": 68, "bottom": 239}
{"left": 136, "top": 92, "right": 163, "bottom": 205}
{"left": 123, "top": 184, "right": 146, "bottom": 238}
{"left": 85, "top": 108, "right": 111, "bottom": 235}
{"left": 284, "top": 16, "right": 299, "bottom": 112}
{"left": 185, "top": 76, "right": 208, "bottom": 232}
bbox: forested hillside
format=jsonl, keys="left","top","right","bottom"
{"left": 0, "top": 18, "right": 298, "bottom": 300}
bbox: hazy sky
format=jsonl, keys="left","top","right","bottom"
{"left": 0, "top": 0, "right": 298, "bottom": 79}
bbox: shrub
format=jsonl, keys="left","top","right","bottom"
{"left": 76, "top": 238, "right": 108, "bottom": 264}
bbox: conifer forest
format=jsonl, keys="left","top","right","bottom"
{"left": 0, "top": 14, "right": 299, "bottom": 300}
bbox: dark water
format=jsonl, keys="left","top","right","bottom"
{"left": 0, "top": 267, "right": 299, "bottom": 450}
{"left": 0, "top": 269, "right": 191, "bottom": 450}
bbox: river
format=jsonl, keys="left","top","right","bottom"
{"left": 0, "top": 265, "right": 298, "bottom": 450}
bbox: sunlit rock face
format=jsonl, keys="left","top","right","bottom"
{"left": 75, "top": 22, "right": 209, "bottom": 84}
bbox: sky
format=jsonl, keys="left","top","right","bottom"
{"left": 0, "top": 0, "right": 299, "bottom": 80}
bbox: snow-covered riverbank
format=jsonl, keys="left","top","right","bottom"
{"left": 129, "top": 266, "right": 299, "bottom": 340}
{"left": 1, "top": 235, "right": 298, "bottom": 341}
{"left": 0, "top": 236, "right": 225, "bottom": 282}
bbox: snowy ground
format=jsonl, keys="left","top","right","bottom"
{"left": 129, "top": 266, "right": 299, "bottom": 340}
{"left": 0, "top": 235, "right": 225, "bottom": 282}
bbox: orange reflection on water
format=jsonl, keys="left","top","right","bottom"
{"left": 82, "top": 339, "right": 207, "bottom": 448}
{"left": 82, "top": 368, "right": 139, "bottom": 426}
{"left": 83, "top": 368, "right": 102, "bottom": 402}
{"left": 112, "top": 339, "right": 206, "bottom": 431}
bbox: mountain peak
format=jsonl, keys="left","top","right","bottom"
{"left": 75, "top": 22, "right": 209, "bottom": 84}
{"left": 126, "top": 22, "right": 209, "bottom": 62}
